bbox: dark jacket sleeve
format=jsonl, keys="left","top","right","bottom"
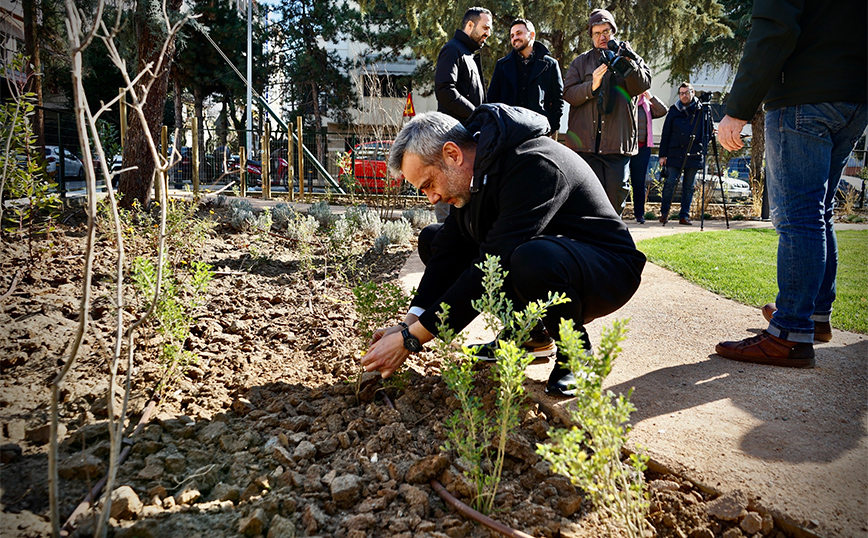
{"left": 546, "top": 60, "right": 565, "bottom": 131}
{"left": 658, "top": 108, "right": 676, "bottom": 159}
{"left": 623, "top": 53, "right": 652, "bottom": 97}
{"left": 649, "top": 95, "right": 667, "bottom": 118}
{"left": 724, "top": 0, "right": 803, "bottom": 119}
{"left": 435, "top": 44, "right": 477, "bottom": 121}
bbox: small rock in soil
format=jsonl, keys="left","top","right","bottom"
{"left": 239, "top": 507, "right": 267, "bottom": 536}
{"left": 740, "top": 511, "right": 763, "bottom": 534}
{"left": 25, "top": 423, "right": 66, "bottom": 445}
{"left": 706, "top": 489, "right": 749, "bottom": 521}
{"left": 406, "top": 454, "right": 449, "bottom": 484}
{"left": 267, "top": 514, "right": 297, "bottom": 538}
{"left": 0, "top": 443, "right": 22, "bottom": 463}
{"left": 108, "top": 485, "right": 143, "bottom": 520}
{"left": 330, "top": 474, "right": 362, "bottom": 507}
{"left": 58, "top": 451, "right": 104, "bottom": 479}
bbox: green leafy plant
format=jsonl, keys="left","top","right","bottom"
{"left": 1, "top": 53, "right": 61, "bottom": 250}
{"left": 351, "top": 280, "right": 409, "bottom": 345}
{"left": 537, "top": 319, "right": 649, "bottom": 538}
{"left": 131, "top": 255, "right": 212, "bottom": 395}
{"left": 436, "top": 254, "right": 568, "bottom": 514}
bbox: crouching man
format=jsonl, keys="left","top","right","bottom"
{"left": 360, "top": 104, "right": 645, "bottom": 397}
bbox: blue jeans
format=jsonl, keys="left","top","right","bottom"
{"left": 765, "top": 102, "right": 868, "bottom": 343}
{"left": 660, "top": 166, "right": 698, "bottom": 220}
{"left": 628, "top": 146, "right": 652, "bottom": 219}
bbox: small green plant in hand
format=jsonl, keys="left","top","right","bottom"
{"left": 536, "top": 319, "right": 649, "bottom": 538}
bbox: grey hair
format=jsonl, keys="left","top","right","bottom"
{"left": 388, "top": 112, "right": 475, "bottom": 178}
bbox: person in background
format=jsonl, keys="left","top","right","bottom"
{"left": 657, "top": 82, "right": 710, "bottom": 226}
{"left": 715, "top": 0, "right": 867, "bottom": 367}
{"left": 562, "top": 8, "right": 651, "bottom": 215}
{"left": 433, "top": 6, "right": 493, "bottom": 223}
{"left": 628, "top": 90, "right": 666, "bottom": 223}
{"left": 487, "top": 18, "right": 564, "bottom": 137}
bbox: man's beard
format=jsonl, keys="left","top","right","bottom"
{"left": 512, "top": 39, "right": 529, "bottom": 53}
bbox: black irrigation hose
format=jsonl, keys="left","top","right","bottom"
{"left": 378, "top": 392, "right": 538, "bottom": 538}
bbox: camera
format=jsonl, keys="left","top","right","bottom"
{"left": 601, "top": 40, "right": 637, "bottom": 78}
{"left": 697, "top": 91, "right": 713, "bottom": 104}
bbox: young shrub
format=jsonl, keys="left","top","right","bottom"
{"left": 230, "top": 208, "right": 255, "bottom": 231}
{"left": 347, "top": 204, "right": 383, "bottom": 239}
{"left": 372, "top": 235, "right": 390, "bottom": 254}
{"left": 536, "top": 319, "right": 650, "bottom": 538}
{"left": 308, "top": 200, "right": 334, "bottom": 228}
{"left": 402, "top": 208, "right": 435, "bottom": 229}
{"left": 437, "top": 254, "right": 569, "bottom": 514}
{"left": 329, "top": 215, "right": 355, "bottom": 257}
{"left": 253, "top": 209, "right": 273, "bottom": 233}
{"left": 271, "top": 203, "right": 296, "bottom": 230}
{"left": 351, "top": 280, "right": 409, "bottom": 344}
{"left": 382, "top": 217, "right": 413, "bottom": 246}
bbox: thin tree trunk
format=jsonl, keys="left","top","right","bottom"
{"left": 194, "top": 86, "right": 206, "bottom": 179}
{"left": 173, "top": 73, "right": 184, "bottom": 148}
{"left": 23, "top": 0, "right": 45, "bottom": 148}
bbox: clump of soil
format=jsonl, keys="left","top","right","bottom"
{"left": 1, "top": 201, "right": 791, "bottom": 537}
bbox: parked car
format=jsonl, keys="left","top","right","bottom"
{"left": 644, "top": 156, "right": 751, "bottom": 203}
{"left": 44, "top": 145, "right": 84, "bottom": 179}
{"left": 340, "top": 140, "right": 403, "bottom": 194}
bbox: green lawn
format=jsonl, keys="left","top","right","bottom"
{"left": 636, "top": 228, "right": 868, "bottom": 334}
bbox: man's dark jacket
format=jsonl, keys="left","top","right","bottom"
{"left": 486, "top": 42, "right": 564, "bottom": 133}
{"left": 435, "top": 30, "right": 486, "bottom": 122}
{"left": 410, "top": 104, "right": 646, "bottom": 336}
{"left": 658, "top": 99, "right": 709, "bottom": 170}
{"left": 725, "top": 0, "right": 867, "bottom": 119}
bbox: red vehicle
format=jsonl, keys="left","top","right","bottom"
{"left": 341, "top": 140, "right": 403, "bottom": 194}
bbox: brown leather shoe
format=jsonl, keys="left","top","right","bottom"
{"left": 716, "top": 331, "right": 815, "bottom": 368}
{"left": 659, "top": 215, "right": 668, "bottom": 225}
{"left": 761, "top": 302, "right": 832, "bottom": 342}
{"left": 679, "top": 217, "right": 692, "bottom": 225}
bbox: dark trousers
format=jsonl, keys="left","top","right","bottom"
{"left": 660, "top": 166, "right": 698, "bottom": 220}
{"left": 577, "top": 153, "right": 631, "bottom": 216}
{"left": 628, "top": 146, "right": 652, "bottom": 220}
{"left": 418, "top": 224, "right": 644, "bottom": 342}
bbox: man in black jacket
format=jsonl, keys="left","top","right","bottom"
{"left": 434, "top": 7, "right": 492, "bottom": 122}
{"left": 360, "top": 105, "right": 646, "bottom": 397}
{"left": 432, "top": 6, "right": 492, "bottom": 222}
{"left": 715, "top": 0, "right": 867, "bottom": 367}
{"left": 657, "top": 82, "right": 709, "bottom": 226}
{"left": 487, "top": 18, "right": 564, "bottom": 136}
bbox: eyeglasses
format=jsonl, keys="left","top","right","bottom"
{"left": 592, "top": 29, "right": 613, "bottom": 39}
{"left": 678, "top": 90, "right": 694, "bottom": 95}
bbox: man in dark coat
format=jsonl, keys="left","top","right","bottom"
{"left": 360, "top": 104, "right": 646, "bottom": 397}
{"left": 487, "top": 18, "right": 564, "bottom": 136}
{"left": 657, "top": 82, "right": 710, "bottom": 225}
{"left": 434, "top": 7, "right": 492, "bottom": 122}
{"left": 432, "top": 6, "right": 492, "bottom": 222}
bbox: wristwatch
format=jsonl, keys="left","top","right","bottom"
{"left": 401, "top": 327, "right": 422, "bottom": 353}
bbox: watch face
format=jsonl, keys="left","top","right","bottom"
{"left": 402, "top": 328, "right": 422, "bottom": 352}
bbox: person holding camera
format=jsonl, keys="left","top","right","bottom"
{"left": 563, "top": 8, "right": 651, "bottom": 215}
{"left": 657, "top": 83, "right": 710, "bottom": 226}
{"left": 714, "top": 0, "right": 866, "bottom": 367}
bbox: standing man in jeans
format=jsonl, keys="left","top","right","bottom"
{"left": 658, "top": 83, "right": 710, "bottom": 226}
{"left": 715, "top": 0, "right": 867, "bottom": 367}
{"left": 433, "top": 7, "right": 492, "bottom": 222}
{"left": 563, "top": 8, "right": 651, "bottom": 215}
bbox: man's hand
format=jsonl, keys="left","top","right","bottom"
{"left": 592, "top": 63, "right": 608, "bottom": 91}
{"left": 360, "top": 331, "right": 410, "bottom": 379}
{"left": 717, "top": 115, "right": 749, "bottom": 151}
{"left": 659, "top": 157, "right": 667, "bottom": 167}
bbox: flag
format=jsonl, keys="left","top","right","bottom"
{"left": 403, "top": 93, "right": 416, "bottom": 117}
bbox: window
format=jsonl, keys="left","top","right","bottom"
{"left": 362, "top": 74, "right": 412, "bottom": 98}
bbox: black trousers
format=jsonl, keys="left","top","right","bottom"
{"left": 418, "top": 224, "right": 643, "bottom": 342}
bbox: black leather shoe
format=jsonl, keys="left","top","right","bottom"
{"left": 545, "top": 361, "right": 577, "bottom": 398}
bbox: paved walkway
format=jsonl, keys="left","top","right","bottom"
{"left": 398, "top": 218, "right": 868, "bottom": 538}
